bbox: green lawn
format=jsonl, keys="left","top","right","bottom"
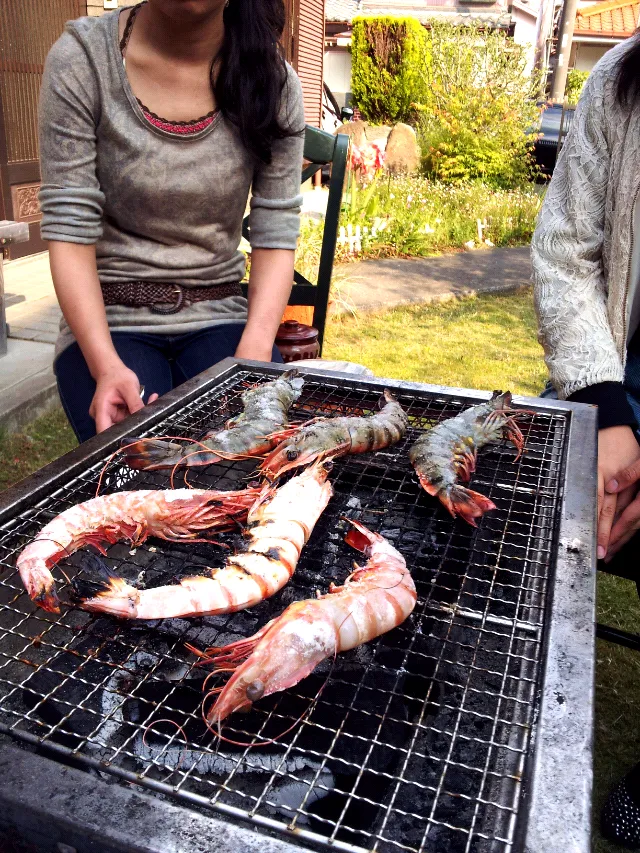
{"left": 324, "top": 288, "right": 547, "bottom": 397}
{"left": 0, "top": 288, "right": 637, "bottom": 851}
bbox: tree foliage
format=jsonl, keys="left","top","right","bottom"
{"left": 416, "top": 24, "right": 541, "bottom": 188}
{"left": 350, "top": 16, "right": 428, "bottom": 124}
{"left": 565, "top": 69, "right": 589, "bottom": 106}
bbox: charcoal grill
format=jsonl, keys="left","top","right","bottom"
{"left": 0, "top": 359, "right": 596, "bottom": 853}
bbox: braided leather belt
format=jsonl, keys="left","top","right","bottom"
{"left": 101, "top": 280, "right": 243, "bottom": 315}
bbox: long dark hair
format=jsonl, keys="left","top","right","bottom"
{"left": 616, "top": 36, "right": 640, "bottom": 107}
{"left": 215, "top": 0, "right": 299, "bottom": 164}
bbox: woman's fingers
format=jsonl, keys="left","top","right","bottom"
{"left": 597, "top": 489, "right": 617, "bottom": 560}
{"left": 606, "top": 458, "right": 640, "bottom": 494}
{"left": 606, "top": 496, "right": 640, "bottom": 559}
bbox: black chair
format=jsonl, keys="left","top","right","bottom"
{"left": 242, "top": 125, "right": 350, "bottom": 353}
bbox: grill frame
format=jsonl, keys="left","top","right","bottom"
{"left": 0, "top": 358, "right": 597, "bottom": 853}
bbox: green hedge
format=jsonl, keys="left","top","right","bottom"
{"left": 350, "top": 16, "right": 429, "bottom": 124}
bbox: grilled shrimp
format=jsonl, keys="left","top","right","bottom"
{"left": 78, "top": 460, "right": 334, "bottom": 620}
{"left": 123, "top": 369, "right": 304, "bottom": 471}
{"left": 409, "top": 391, "right": 528, "bottom": 526}
{"left": 195, "top": 520, "right": 416, "bottom": 727}
{"left": 17, "top": 487, "right": 262, "bottom": 614}
{"left": 260, "top": 390, "right": 408, "bottom": 480}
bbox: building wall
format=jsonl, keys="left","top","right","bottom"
{"left": 572, "top": 42, "right": 613, "bottom": 70}
{"left": 512, "top": 7, "right": 538, "bottom": 77}
{"left": 296, "top": 0, "right": 325, "bottom": 125}
{"left": 324, "top": 48, "right": 352, "bottom": 107}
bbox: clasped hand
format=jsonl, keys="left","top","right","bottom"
{"left": 598, "top": 424, "right": 640, "bottom": 561}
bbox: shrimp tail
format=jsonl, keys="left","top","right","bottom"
{"left": 31, "top": 578, "right": 60, "bottom": 614}
{"left": 70, "top": 551, "right": 134, "bottom": 605}
{"left": 343, "top": 518, "right": 377, "bottom": 553}
{"left": 416, "top": 472, "right": 495, "bottom": 526}
{"left": 121, "top": 437, "right": 223, "bottom": 471}
{"left": 442, "top": 486, "right": 496, "bottom": 526}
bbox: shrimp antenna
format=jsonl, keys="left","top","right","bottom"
{"left": 96, "top": 436, "right": 224, "bottom": 497}
{"left": 142, "top": 718, "right": 189, "bottom": 779}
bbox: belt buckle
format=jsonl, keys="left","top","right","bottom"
{"left": 150, "top": 284, "right": 185, "bottom": 315}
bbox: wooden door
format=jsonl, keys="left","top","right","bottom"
{"left": 0, "top": 0, "right": 87, "bottom": 259}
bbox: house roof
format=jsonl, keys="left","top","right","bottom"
{"left": 574, "top": 0, "right": 639, "bottom": 38}
{"left": 325, "top": 0, "right": 511, "bottom": 25}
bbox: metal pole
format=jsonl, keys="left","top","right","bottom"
{"left": 533, "top": 0, "right": 555, "bottom": 92}
{"left": 550, "top": 0, "right": 579, "bottom": 102}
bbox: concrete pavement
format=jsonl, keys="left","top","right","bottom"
{"left": 335, "top": 246, "right": 532, "bottom": 312}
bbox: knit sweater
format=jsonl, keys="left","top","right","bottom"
{"left": 38, "top": 9, "right": 305, "bottom": 356}
{"left": 531, "top": 38, "right": 640, "bottom": 419}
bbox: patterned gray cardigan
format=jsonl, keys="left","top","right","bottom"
{"left": 531, "top": 38, "right": 640, "bottom": 402}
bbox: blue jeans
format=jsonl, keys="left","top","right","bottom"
{"left": 55, "top": 324, "right": 283, "bottom": 443}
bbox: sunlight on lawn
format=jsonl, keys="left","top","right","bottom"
{"left": 324, "top": 287, "right": 547, "bottom": 397}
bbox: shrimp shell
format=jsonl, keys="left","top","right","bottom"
{"left": 409, "top": 390, "right": 527, "bottom": 525}
{"left": 196, "top": 520, "right": 416, "bottom": 726}
{"left": 78, "top": 460, "right": 334, "bottom": 620}
{"left": 123, "top": 369, "right": 304, "bottom": 471}
{"left": 260, "top": 389, "right": 408, "bottom": 480}
{"left": 16, "top": 487, "right": 262, "bottom": 614}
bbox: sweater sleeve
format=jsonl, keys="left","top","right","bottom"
{"left": 568, "top": 382, "right": 637, "bottom": 429}
{"left": 248, "top": 64, "right": 305, "bottom": 251}
{"left": 531, "top": 61, "right": 623, "bottom": 400}
{"left": 38, "top": 29, "right": 105, "bottom": 244}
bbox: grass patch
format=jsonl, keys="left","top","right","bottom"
{"left": 324, "top": 288, "right": 547, "bottom": 397}
{"left": 0, "top": 407, "right": 77, "bottom": 492}
{"left": 593, "top": 573, "right": 640, "bottom": 853}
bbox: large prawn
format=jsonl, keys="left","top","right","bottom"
{"left": 408, "top": 390, "right": 530, "bottom": 525}
{"left": 259, "top": 390, "right": 408, "bottom": 480}
{"left": 77, "top": 460, "right": 334, "bottom": 620}
{"left": 17, "top": 486, "right": 262, "bottom": 614}
{"left": 123, "top": 369, "right": 304, "bottom": 471}
{"left": 193, "top": 520, "right": 416, "bottom": 728}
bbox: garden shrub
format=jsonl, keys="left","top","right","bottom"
{"left": 416, "top": 24, "right": 541, "bottom": 188}
{"left": 350, "top": 16, "right": 429, "bottom": 124}
{"left": 296, "top": 176, "right": 544, "bottom": 274}
{"left": 565, "top": 69, "right": 589, "bottom": 105}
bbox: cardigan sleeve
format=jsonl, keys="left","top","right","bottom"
{"left": 531, "top": 61, "right": 623, "bottom": 400}
{"left": 38, "top": 29, "right": 105, "bottom": 244}
{"left": 248, "top": 64, "right": 305, "bottom": 251}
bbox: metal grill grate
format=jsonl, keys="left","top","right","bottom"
{"left": 0, "top": 366, "right": 571, "bottom": 853}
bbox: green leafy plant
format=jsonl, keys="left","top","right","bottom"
{"left": 565, "top": 69, "right": 589, "bottom": 106}
{"left": 350, "top": 16, "right": 429, "bottom": 124}
{"left": 297, "top": 176, "right": 544, "bottom": 268}
{"left": 416, "top": 23, "right": 541, "bottom": 188}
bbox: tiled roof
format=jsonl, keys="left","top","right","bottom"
{"left": 325, "top": 0, "right": 510, "bottom": 22}
{"left": 574, "top": 0, "right": 639, "bottom": 37}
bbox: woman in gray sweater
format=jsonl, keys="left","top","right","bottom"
{"left": 39, "top": 0, "right": 305, "bottom": 441}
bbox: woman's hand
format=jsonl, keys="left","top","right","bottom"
{"left": 89, "top": 361, "right": 158, "bottom": 433}
{"left": 597, "top": 425, "right": 640, "bottom": 559}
